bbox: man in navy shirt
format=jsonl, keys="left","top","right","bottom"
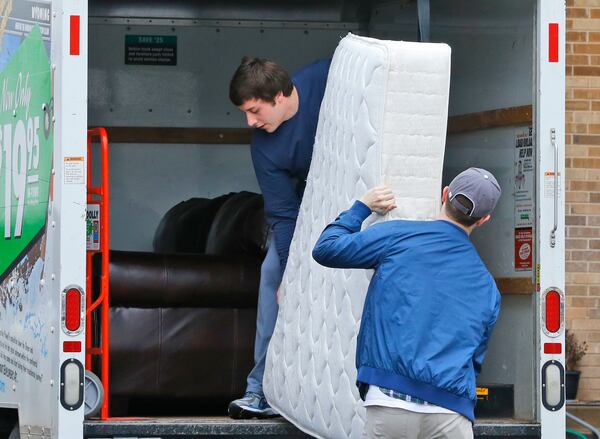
{"left": 228, "top": 57, "right": 330, "bottom": 419}
{"left": 313, "top": 168, "right": 502, "bottom": 438}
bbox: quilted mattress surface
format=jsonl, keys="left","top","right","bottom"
{"left": 264, "top": 33, "right": 451, "bottom": 439}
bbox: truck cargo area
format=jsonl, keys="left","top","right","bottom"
{"left": 86, "top": 0, "right": 542, "bottom": 432}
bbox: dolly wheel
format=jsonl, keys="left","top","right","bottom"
{"left": 84, "top": 370, "right": 104, "bottom": 419}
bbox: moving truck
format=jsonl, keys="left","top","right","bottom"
{"left": 0, "top": 0, "right": 565, "bottom": 437}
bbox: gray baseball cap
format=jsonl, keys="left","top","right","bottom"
{"left": 448, "top": 168, "right": 501, "bottom": 218}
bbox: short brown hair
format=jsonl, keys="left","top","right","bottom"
{"left": 445, "top": 194, "right": 481, "bottom": 227}
{"left": 229, "top": 57, "right": 293, "bottom": 106}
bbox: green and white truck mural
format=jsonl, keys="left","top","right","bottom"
{"left": 0, "top": 25, "right": 53, "bottom": 281}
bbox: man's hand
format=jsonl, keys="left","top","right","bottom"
{"left": 360, "top": 186, "right": 397, "bottom": 215}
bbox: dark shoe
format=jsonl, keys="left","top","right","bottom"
{"left": 228, "top": 392, "right": 279, "bottom": 419}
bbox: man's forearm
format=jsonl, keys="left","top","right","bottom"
{"left": 272, "top": 218, "right": 296, "bottom": 271}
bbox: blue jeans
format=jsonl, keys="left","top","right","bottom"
{"left": 246, "top": 235, "right": 282, "bottom": 395}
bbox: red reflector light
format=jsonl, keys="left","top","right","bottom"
{"left": 544, "top": 343, "right": 562, "bottom": 354}
{"left": 545, "top": 290, "right": 561, "bottom": 333}
{"left": 65, "top": 289, "right": 81, "bottom": 332}
{"left": 63, "top": 341, "right": 82, "bottom": 352}
{"left": 70, "top": 16, "right": 80, "bottom": 56}
{"left": 549, "top": 23, "right": 559, "bottom": 63}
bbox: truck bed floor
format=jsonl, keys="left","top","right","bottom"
{"left": 84, "top": 416, "right": 541, "bottom": 438}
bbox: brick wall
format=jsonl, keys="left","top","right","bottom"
{"left": 566, "top": 0, "right": 600, "bottom": 401}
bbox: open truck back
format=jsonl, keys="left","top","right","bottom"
{"left": 0, "top": 0, "right": 565, "bottom": 438}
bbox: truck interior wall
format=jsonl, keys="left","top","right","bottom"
{"left": 480, "top": 294, "right": 536, "bottom": 420}
{"left": 89, "top": 143, "right": 259, "bottom": 250}
{"left": 88, "top": 0, "right": 371, "bottom": 23}
{"left": 369, "top": 0, "right": 534, "bottom": 115}
{"left": 88, "top": 25, "right": 352, "bottom": 250}
{"left": 445, "top": 127, "right": 533, "bottom": 275}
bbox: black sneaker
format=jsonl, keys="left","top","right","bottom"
{"left": 228, "top": 391, "right": 279, "bottom": 419}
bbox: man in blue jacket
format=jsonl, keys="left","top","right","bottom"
{"left": 313, "top": 168, "right": 502, "bottom": 438}
{"left": 227, "top": 57, "right": 331, "bottom": 419}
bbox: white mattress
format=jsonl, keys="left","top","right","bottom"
{"left": 263, "top": 33, "right": 451, "bottom": 439}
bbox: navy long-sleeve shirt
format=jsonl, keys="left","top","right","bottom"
{"left": 251, "top": 59, "right": 331, "bottom": 271}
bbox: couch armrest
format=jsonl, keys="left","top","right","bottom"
{"left": 101, "top": 250, "right": 260, "bottom": 308}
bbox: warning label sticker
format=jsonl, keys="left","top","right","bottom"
{"left": 64, "top": 156, "right": 84, "bottom": 184}
{"left": 515, "top": 227, "right": 533, "bottom": 271}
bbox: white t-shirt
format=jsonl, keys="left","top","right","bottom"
{"left": 364, "top": 385, "right": 458, "bottom": 415}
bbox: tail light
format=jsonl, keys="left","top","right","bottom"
{"left": 62, "top": 286, "right": 84, "bottom": 335}
{"left": 542, "top": 288, "right": 563, "bottom": 337}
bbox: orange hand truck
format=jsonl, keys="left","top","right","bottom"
{"left": 85, "top": 127, "right": 110, "bottom": 419}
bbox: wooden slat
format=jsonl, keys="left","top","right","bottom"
{"left": 447, "top": 105, "right": 533, "bottom": 134}
{"left": 101, "top": 105, "right": 533, "bottom": 144}
{"left": 494, "top": 277, "right": 535, "bottom": 295}
{"left": 104, "top": 127, "right": 253, "bottom": 144}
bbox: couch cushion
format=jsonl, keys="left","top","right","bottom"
{"left": 205, "top": 192, "right": 268, "bottom": 259}
{"left": 152, "top": 194, "right": 231, "bottom": 254}
{"left": 109, "top": 307, "right": 256, "bottom": 403}
{"left": 106, "top": 250, "right": 261, "bottom": 308}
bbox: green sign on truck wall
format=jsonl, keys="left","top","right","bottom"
{"left": 125, "top": 35, "right": 177, "bottom": 66}
{"left": 0, "top": 26, "right": 53, "bottom": 281}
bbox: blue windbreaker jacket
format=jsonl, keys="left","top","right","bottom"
{"left": 312, "top": 201, "right": 501, "bottom": 422}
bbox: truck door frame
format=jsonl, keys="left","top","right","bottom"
{"left": 535, "top": 0, "right": 566, "bottom": 436}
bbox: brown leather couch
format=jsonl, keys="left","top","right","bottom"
{"left": 93, "top": 191, "right": 268, "bottom": 416}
